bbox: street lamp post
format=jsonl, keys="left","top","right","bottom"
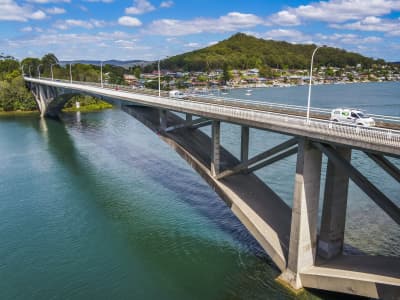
{"left": 21, "top": 64, "right": 24, "bottom": 77}
{"left": 158, "top": 58, "right": 161, "bottom": 97}
{"left": 306, "top": 45, "right": 325, "bottom": 124}
{"left": 69, "top": 63, "right": 72, "bottom": 83}
{"left": 100, "top": 61, "right": 103, "bottom": 88}
{"left": 50, "top": 64, "right": 54, "bottom": 81}
{"left": 28, "top": 65, "right": 32, "bottom": 77}
{"left": 37, "top": 64, "right": 43, "bottom": 79}
{"left": 158, "top": 56, "right": 169, "bottom": 97}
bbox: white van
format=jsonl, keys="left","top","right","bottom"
{"left": 330, "top": 108, "right": 375, "bottom": 127}
{"left": 169, "top": 90, "right": 187, "bottom": 99}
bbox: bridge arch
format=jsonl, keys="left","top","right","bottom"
{"left": 27, "top": 81, "right": 118, "bottom": 117}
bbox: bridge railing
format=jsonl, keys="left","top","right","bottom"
{"left": 190, "top": 92, "right": 400, "bottom": 124}
{"left": 148, "top": 92, "right": 400, "bottom": 147}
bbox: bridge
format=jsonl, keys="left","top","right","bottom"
{"left": 24, "top": 77, "right": 400, "bottom": 299}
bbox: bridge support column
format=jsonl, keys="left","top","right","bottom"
{"left": 280, "top": 138, "right": 322, "bottom": 290}
{"left": 211, "top": 120, "right": 221, "bottom": 176}
{"left": 159, "top": 109, "right": 167, "bottom": 130}
{"left": 186, "top": 113, "right": 192, "bottom": 122}
{"left": 318, "top": 147, "right": 351, "bottom": 259}
{"left": 241, "top": 126, "right": 249, "bottom": 163}
{"left": 31, "top": 84, "right": 47, "bottom": 117}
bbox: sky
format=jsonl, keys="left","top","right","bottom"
{"left": 1, "top": 0, "right": 400, "bottom": 62}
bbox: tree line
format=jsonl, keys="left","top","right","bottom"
{"left": 0, "top": 53, "right": 126, "bottom": 112}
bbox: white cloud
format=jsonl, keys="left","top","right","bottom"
{"left": 316, "top": 33, "right": 383, "bottom": 45}
{"left": 27, "top": 0, "right": 70, "bottom": 3}
{"left": 4, "top": 31, "right": 151, "bottom": 60}
{"left": 160, "top": 1, "right": 173, "bottom": 8}
{"left": 30, "top": 10, "right": 46, "bottom": 20}
{"left": 118, "top": 16, "right": 142, "bottom": 27}
{"left": 264, "top": 29, "right": 313, "bottom": 43}
{"left": 145, "top": 12, "right": 265, "bottom": 36}
{"left": 84, "top": 0, "right": 113, "bottom": 2}
{"left": 269, "top": 0, "right": 400, "bottom": 25}
{"left": 331, "top": 16, "right": 400, "bottom": 36}
{"left": 21, "top": 26, "right": 33, "bottom": 32}
{"left": 0, "top": 0, "right": 47, "bottom": 21}
{"left": 125, "top": 0, "right": 155, "bottom": 15}
{"left": 184, "top": 42, "right": 200, "bottom": 48}
{"left": 54, "top": 19, "right": 108, "bottom": 30}
{"left": 78, "top": 5, "right": 88, "bottom": 12}
{"left": 21, "top": 26, "right": 44, "bottom": 33}
{"left": 45, "top": 7, "right": 66, "bottom": 14}
{"left": 268, "top": 10, "right": 301, "bottom": 26}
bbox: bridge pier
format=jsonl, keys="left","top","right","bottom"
{"left": 28, "top": 82, "right": 66, "bottom": 117}
{"left": 280, "top": 138, "right": 322, "bottom": 290}
{"left": 241, "top": 126, "right": 249, "bottom": 163}
{"left": 31, "top": 84, "right": 47, "bottom": 117}
{"left": 318, "top": 147, "right": 351, "bottom": 259}
{"left": 211, "top": 120, "right": 221, "bottom": 176}
{"left": 159, "top": 109, "right": 167, "bottom": 130}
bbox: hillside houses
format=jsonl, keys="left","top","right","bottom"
{"left": 127, "top": 64, "right": 400, "bottom": 90}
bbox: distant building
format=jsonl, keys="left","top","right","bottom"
{"left": 124, "top": 74, "right": 138, "bottom": 85}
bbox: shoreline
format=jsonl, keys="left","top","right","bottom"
{"left": 0, "top": 106, "right": 113, "bottom": 116}
{"left": 184, "top": 79, "right": 400, "bottom": 95}
{"left": 0, "top": 110, "right": 39, "bottom": 116}
{"left": 223, "top": 79, "right": 400, "bottom": 91}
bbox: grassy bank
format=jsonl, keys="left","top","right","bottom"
{"left": 62, "top": 102, "right": 113, "bottom": 112}
{"left": 0, "top": 102, "right": 113, "bottom": 115}
{"left": 0, "top": 110, "right": 39, "bottom": 116}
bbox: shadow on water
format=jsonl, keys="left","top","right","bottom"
{"left": 28, "top": 113, "right": 366, "bottom": 300}
{"left": 44, "top": 112, "right": 269, "bottom": 258}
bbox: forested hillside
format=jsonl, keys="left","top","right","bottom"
{"left": 162, "top": 33, "right": 384, "bottom": 71}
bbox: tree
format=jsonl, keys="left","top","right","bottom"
{"left": 41, "top": 53, "right": 59, "bottom": 76}
{"left": 222, "top": 63, "right": 232, "bottom": 83}
{"left": 41, "top": 53, "right": 59, "bottom": 65}
{"left": 0, "top": 77, "right": 36, "bottom": 111}
{"left": 259, "top": 65, "right": 273, "bottom": 78}
{"left": 0, "top": 58, "right": 20, "bottom": 80}
{"left": 133, "top": 67, "right": 141, "bottom": 79}
{"left": 21, "top": 57, "right": 41, "bottom": 77}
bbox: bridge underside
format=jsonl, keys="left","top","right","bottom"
{"left": 122, "top": 104, "right": 400, "bottom": 299}
{"left": 122, "top": 104, "right": 292, "bottom": 271}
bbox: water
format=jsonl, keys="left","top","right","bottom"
{"left": 227, "top": 81, "right": 400, "bottom": 117}
{"left": 0, "top": 82, "right": 399, "bottom": 299}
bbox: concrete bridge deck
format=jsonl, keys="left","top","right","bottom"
{"left": 24, "top": 77, "right": 400, "bottom": 157}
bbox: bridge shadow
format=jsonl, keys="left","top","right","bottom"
{"left": 30, "top": 113, "right": 272, "bottom": 260}
{"left": 122, "top": 106, "right": 293, "bottom": 263}
{"left": 27, "top": 111, "right": 369, "bottom": 300}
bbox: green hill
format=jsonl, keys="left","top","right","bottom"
{"left": 162, "top": 33, "right": 384, "bottom": 71}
